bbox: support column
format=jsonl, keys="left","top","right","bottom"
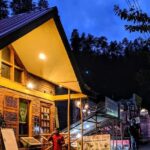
{"left": 120, "top": 122, "right": 123, "bottom": 149}
{"left": 68, "top": 89, "right": 71, "bottom": 150}
{"left": 112, "top": 121, "right": 115, "bottom": 150}
{"left": 80, "top": 98, "right": 83, "bottom": 150}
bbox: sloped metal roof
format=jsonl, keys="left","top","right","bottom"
{"left": 0, "top": 7, "right": 58, "bottom": 49}
{"left": 0, "top": 8, "right": 55, "bottom": 38}
{"left": 0, "top": 7, "right": 86, "bottom": 93}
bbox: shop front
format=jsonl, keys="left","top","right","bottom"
{"left": 0, "top": 7, "right": 87, "bottom": 149}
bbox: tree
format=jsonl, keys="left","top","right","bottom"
{"left": 11, "top": 0, "right": 35, "bottom": 15}
{"left": 0, "top": 0, "right": 8, "bottom": 19}
{"left": 70, "top": 29, "right": 81, "bottom": 52}
{"left": 114, "top": 5, "right": 150, "bottom": 33}
{"left": 38, "top": 0, "right": 49, "bottom": 9}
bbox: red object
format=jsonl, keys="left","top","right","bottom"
{"left": 51, "top": 134, "right": 64, "bottom": 150}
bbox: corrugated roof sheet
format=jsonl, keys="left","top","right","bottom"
{"left": 0, "top": 7, "right": 56, "bottom": 38}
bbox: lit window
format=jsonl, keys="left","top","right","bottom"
{"left": 1, "top": 63, "right": 10, "bottom": 79}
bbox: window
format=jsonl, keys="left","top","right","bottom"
{"left": 14, "top": 68, "right": 22, "bottom": 83}
{"left": 1, "top": 63, "right": 10, "bottom": 79}
{"left": 0, "top": 46, "right": 25, "bottom": 83}
{"left": 2, "top": 47, "right": 10, "bottom": 62}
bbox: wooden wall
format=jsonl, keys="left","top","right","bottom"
{"left": 0, "top": 87, "right": 56, "bottom": 139}
{"left": 27, "top": 73, "right": 55, "bottom": 95}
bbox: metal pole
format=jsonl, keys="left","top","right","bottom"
{"left": 120, "top": 122, "right": 123, "bottom": 149}
{"left": 115, "top": 120, "right": 118, "bottom": 149}
{"left": 112, "top": 121, "right": 115, "bottom": 150}
{"left": 68, "top": 89, "right": 71, "bottom": 150}
{"left": 80, "top": 98, "right": 83, "bottom": 150}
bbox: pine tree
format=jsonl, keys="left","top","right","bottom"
{"left": 38, "top": 0, "right": 48, "bottom": 9}
{"left": 70, "top": 29, "right": 81, "bottom": 52}
{"left": 11, "top": 0, "right": 35, "bottom": 15}
{"left": 0, "top": 0, "right": 8, "bottom": 19}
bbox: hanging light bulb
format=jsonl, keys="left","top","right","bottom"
{"left": 82, "top": 109, "right": 86, "bottom": 113}
{"left": 76, "top": 101, "right": 81, "bottom": 108}
{"left": 87, "top": 110, "right": 91, "bottom": 115}
{"left": 84, "top": 103, "right": 89, "bottom": 109}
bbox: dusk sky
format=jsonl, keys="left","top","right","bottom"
{"left": 50, "top": 0, "right": 150, "bottom": 42}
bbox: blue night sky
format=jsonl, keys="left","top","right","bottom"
{"left": 49, "top": 0, "right": 150, "bottom": 42}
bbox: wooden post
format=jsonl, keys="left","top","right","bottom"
{"left": 80, "top": 98, "right": 83, "bottom": 150}
{"left": 68, "top": 89, "right": 71, "bottom": 150}
{"left": 0, "top": 50, "right": 2, "bottom": 77}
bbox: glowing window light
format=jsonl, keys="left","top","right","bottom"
{"left": 39, "top": 53, "right": 46, "bottom": 60}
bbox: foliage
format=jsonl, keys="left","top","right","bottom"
{"left": 70, "top": 29, "right": 150, "bottom": 108}
{"left": 10, "top": 0, "right": 36, "bottom": 15}
{"left": 0, "top": 0, "right": 8, "bottom": 19}
{"left": 38, "top": 0, "right": 49, "bottom": 9}
{"left": 114, "top": 5, "right": 150, "bottom": 33}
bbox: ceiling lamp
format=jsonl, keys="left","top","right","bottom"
{"left": 27, "top": 82, "right": 34, "bottom": 89}
{"left": 39, "top": 53, "right": 46, "bottom": 60}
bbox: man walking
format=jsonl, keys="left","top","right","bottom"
{"left": 49, "top": 128, "right": 65, "bottom": 150}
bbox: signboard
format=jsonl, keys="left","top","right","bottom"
{"left": 105, "top": 97, "right": 118, "bottom": 117}
{"left": 1, "top": 128, "right": 18, "bottom": 150}
{"left": 77, "top": 134, "right": 111, "bottom": 150}
{"left": 20, "top": 137, "right": 41, "bottom": 146}
{"left": 111, "top": 140, "right": 130, "bottom": 150}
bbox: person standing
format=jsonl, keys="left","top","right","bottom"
{"left": 129, "top": 118, "right": 140, "bottom": 150}
{"left": 49, "top": 128, "right": 65, "bottom": 150}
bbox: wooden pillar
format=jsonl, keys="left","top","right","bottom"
{"left": 0, "top": 50, "right": 2, "bottom": 77}
{"left": 68, "top": 89, "right": 71, "bottom": 150}
{"left": 80, "top": 98, "right": 83, "bottom": 150}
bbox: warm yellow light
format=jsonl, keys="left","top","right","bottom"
{"left": 27, "top": 82, "right": 34, "bottom": 89}
{"left": 59, "top": 85, "right": 63, "bottom": 88}
{"left": 76, "top": 101, "right": 81, "bottom": 108}
{"left": 39, "top": 53, "right": 46, "bottom": 60}
{"left": 84, "top": 104, "right": 89, "bottom": 109}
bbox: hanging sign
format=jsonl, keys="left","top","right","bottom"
{"left": 19, "top": 101, "right": 27, "bottom": 123}
{"left": 105, "top": 97, "right": 118, "bottom": 117}
{"left": 77, "top": 134, "right": 111, "bottom": 150}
